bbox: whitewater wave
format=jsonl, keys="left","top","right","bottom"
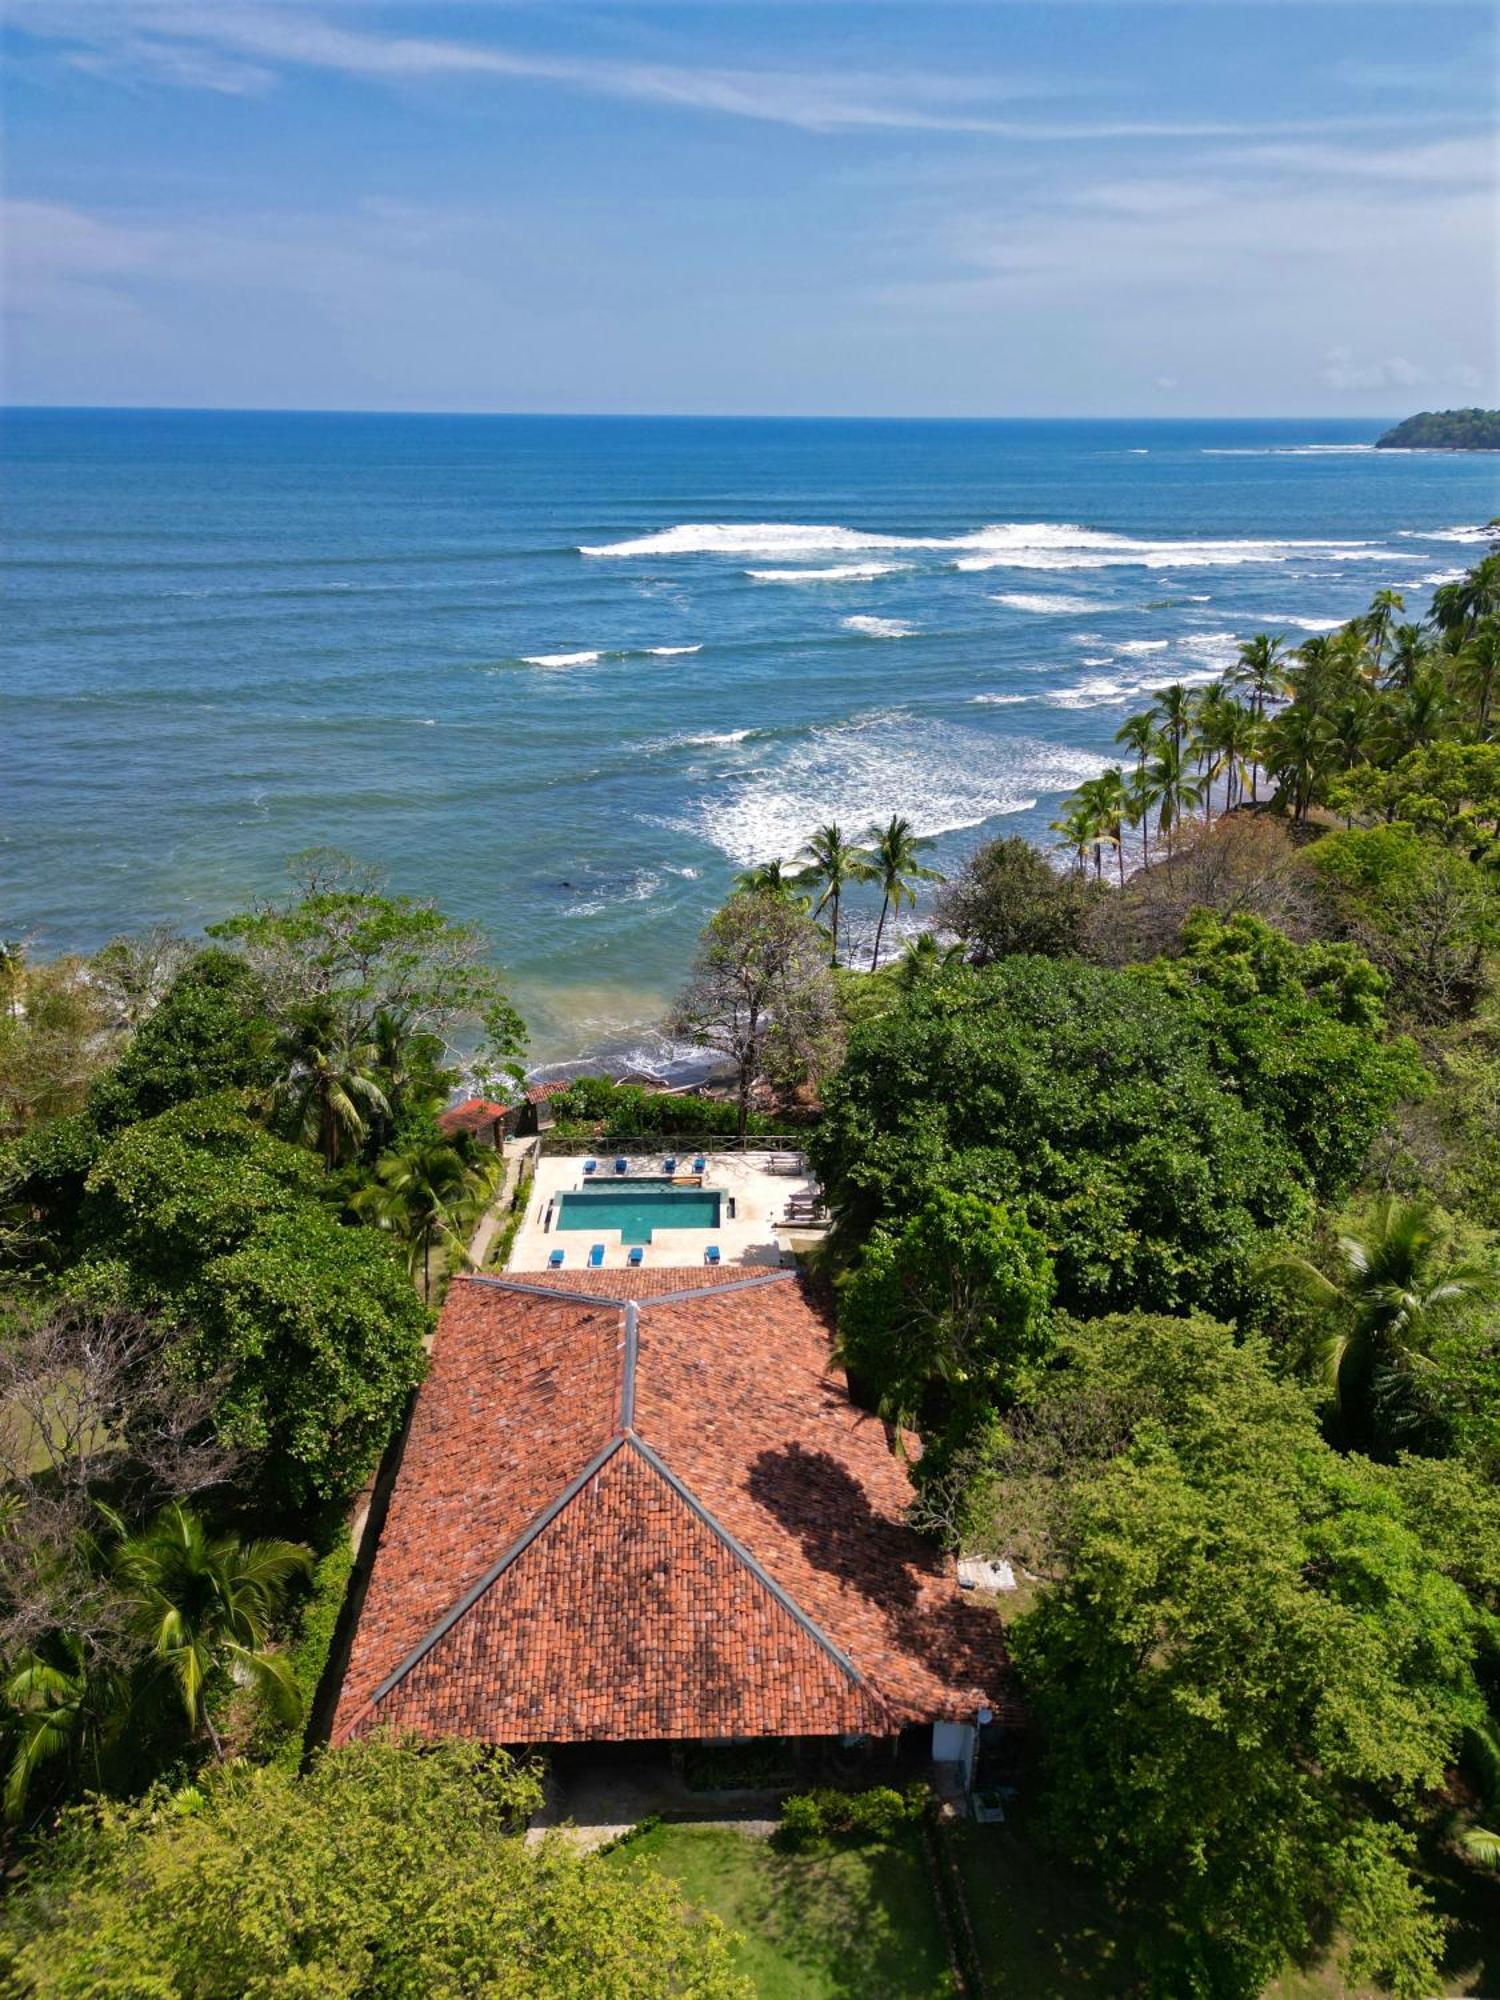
{"left": 843, "top": 615, "right": 915, "bottom": 638}
{"left": 647, "top": 644, "right": 702, "bottom": 656}
{"left": 662, "top": 710, "right": 1108, "bottom": 867}
{"left": 1400, "top": 525, "right": 1492, "bottom": 544}
{"left": 1268, "top": 615, "right": 1348, "bottom": 633}
{"left": 581, "top": 516, "right": 1392, "bottom": 576}
{"left": 746, "top": 561, "right": 908, "bottom": 583}
{"left": 1200, "top": 444, "right": 1377, "bottom": 457}
{"left": 1115, "top": 639, "right": 1170, "bottom": 655}
{"left": 971, "top": 693, "right": 1030, "bottom": 706}
{"left": 523, "top": 650, "right": 602, "bottom": 668}
{"left": 1396, "top": 570, "right": 1468, "bottom": 589}
{"left": 991, "top": 592, "right": 1115, "bottom": 614}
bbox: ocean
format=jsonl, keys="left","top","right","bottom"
{"left": 4, "top": 410, "right": 1495, "bottom": 1072}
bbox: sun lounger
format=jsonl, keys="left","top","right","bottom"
{"left": 628, "top": 1245, "right": 644, "bottom": 1266}
{"left": 704, "top": 1244, "right": 721, "bottom": 1266}
{"left": 548, "top": 1248, "right": 565, "bottom": 1269}
{"left": 588, "top": 1242, "right": 605, "bottom": 1268}
{"left": 663, "top": 1156, "right": 677, "bottom": 1175}
{"left": 614, "top": 1157, "right": 628, "bottom": 1175}
{"left": 692, "top": 1156, "right": 707, "bottom": 1174}
{"left": 583, "top": 1158, "right": 597, "bottom": 1175}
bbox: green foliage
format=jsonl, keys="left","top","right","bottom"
{"left": 1376, "top": 410, "right": 1500, "bottom": 450}
{"left": 838, "top": 1191, "right": 1054, "bottom": 1439}
{"left": 269, "top": 1531, "right": 356, "bottom": 1769}
{"left": 77, "top": 1095, "right": 428, "bottom": 1509}
{"left": 0, "top": 1735, "right": 748, "bottom": 1998}
{"left": 545, "top": 1074, "right": 769, "bottom": 1137}
{"left": 0, "top": 952, "right": 110, "bottom": 1140}
{"left": 1155, "top": 910, "right": 1420, "bottom": 1191}
{"left": 775, "top": 1785, "right": 930, "bottom": 1846}
{"left": 86, "top": 950, "right": 277, "bottom": 1136}
{"left": 1308, "top": 823, "right": 1500, "bottom": 1023}
{"left": 812, "top": 955, "right": 1319, "bottom": 1317}
{"left": 934, "top": 833, "right": 1098, "bottom": 964}
{"left": 1006, "top": 1312, "right": 1490, "bottom": 2000}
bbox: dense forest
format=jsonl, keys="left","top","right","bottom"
{"left": 0, "top": 537, "right": 1498, "bottom": 1994}
{"left": 1376, "top": 410, "right": 1500, "bottom": 450}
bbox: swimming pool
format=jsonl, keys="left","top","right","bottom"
{"left": 556, "top": 1184, "right": 723, "bottom": 1245}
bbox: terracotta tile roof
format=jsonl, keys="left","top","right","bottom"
{"left": 437, "top": 1097, "right": 509, "bottom": 1137}
{"left": 334, "top": 1271, "right": 1011, "bottom": 1747}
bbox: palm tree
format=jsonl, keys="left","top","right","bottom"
{"left": 1049, "top": 798, "right": 1097, "bottom": 876}
{"left": 1229, "top": 634, "right": 1289, "bottom": 725}
{"left": 2, "top": 1634, "right": 126, "bottom": 1822}
{"left": 1363, "top": 588, "right": 1405, "bottom": 681}
{"left": 794, "top": 823, "right": 872, "bottom": 968}
{"left": 897, "top": 932, "right": 962, "bottom": 987}
{"left": 1456, "top": 619, "right": 1500, "bottom": 736}
{"left": 1145, "top": 737, "right": 1202, "bottom": 856}
{"left": 355, "top": 1137, "right": 490, "bottom": 1303}
{"left": 734, "top": 858, "right": 804, "bottom": 901}
{"left": 1266, "top": 1198, "right": 1495, "bottom": 1453}
{"left": 1079, "top": 769, "right": 1128, "bottom": 884}
{"left": 112, "top": 1503, "right": 311, "bottom": 1754}
{"left": 267, "top": 999, "right": 390, "bottom": 1169}
{"left": 1261, "top": 703, "right": 1333, "bottom": 823}
{"left": 1432, "top": 552, "right": 1500, "bottom": 641}
{"left": 1385, "top": 622, "right": 1428, "bottom": 690}
{"left": 1381, "top": 664, "right": 1456, "bottom": 760}
{"left": 865, "top": 816, "right": 942, "bottom": 971}
{"left": 1147, "top": 682, "right": 1195, "bottom": 761}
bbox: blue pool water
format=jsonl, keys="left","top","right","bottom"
{"left": 4, "top": 410, "right": 1495, "bottom": 1065}
{"left": 557, "top": 1184, "right": 723, "bottom": 1243}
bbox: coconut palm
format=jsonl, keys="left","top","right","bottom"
{"left": 1078, "top": 768, "right": 1128, "bottom": 884}
{"left": 1202, "top": 695, "right": 1260, "bottom": 817}
{"left": 1432, "top": 551, "right": 1500, "bottom": 641}
{"left": 1265, "top": 1198, "right": 1495, "bottom": 1453}
{"left": 897, "top": 932, "right": 963, "bottom": 987}
{"left": 734, "top": 859, "right": 808, "bottom": 905}
{"left": 1381, "top": 663, "right": 1457, "bottom": 760}
{"left": 1261, "top": 703, "right": 1334, "bottom": 823}
{"left": 112, "top": 1503, "right": 311, "bottom": 1754}
{"left": 1144, "top": 737, "right": 1202, "bottom": 855}
{"left": 1362, "top": 588, "right": 1405, "bottom": 681}
{"left": 1456, "top": 619, "right": 1500, "bottom": 736}
{"left": 1147, "top": 682, "right": 1195, "bottom": 760}
{"left": 794, "top": 823, "right": 872, "bottom": 968}
{"left": 355, "top": 1136, "right": 490, "bottom": 1303}
{"left": 1228, "top": 634, "right": 1289, "bottom": 727}
{"left": 267, "top": 999, "right": 390, "bottom": 1169}
{"left": 1385, "top": 622, "right": 1428, "bottom": 690}
{"left": 1049, "top": 798, "right": 1097, "bottom": 876}
{"left": 865, "top": 816, "right": 942, "bottom": 971}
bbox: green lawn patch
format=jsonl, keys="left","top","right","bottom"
{"left": 947, "top": 1824, "right": 1130, "bottom": 1996}
{"left": 605, "top": 1823, "right": 957, "bottom": 1999}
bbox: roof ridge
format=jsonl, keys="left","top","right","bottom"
{"left": 635, "top": 1269, "right": 799, "bottom": 1308}
{"left": 352, "top": 1433, "right": 627, "bottom": 1727}
{"left": 463, "top": 1274, "right": 635, "bottom": 1308}
{"left": 623, "top": 1433, "right": 882, "bottom": 1711}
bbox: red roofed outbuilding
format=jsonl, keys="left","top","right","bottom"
{"left": 435, "top": 1097, "right": 513, "bottom": 1148}
{"left": 333, "top": 1269, "right": 1012, "bottom": 1775}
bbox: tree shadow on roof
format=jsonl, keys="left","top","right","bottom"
{"left": 746, "top": 1441, "right": 1007, "bottom": 1702}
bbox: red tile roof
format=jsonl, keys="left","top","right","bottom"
{"left": 437, "top": 1097, "right": 510, "bottom": 1137}
{"left": 334, "top": 1270, "right": 1011, "bottom": 1746}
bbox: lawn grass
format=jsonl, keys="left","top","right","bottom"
{"left": 619, "top": 1821, "right": 1500, "bottom": 2000}
{"left": 604, "top": 1824, "right": 958, "bottom": 1999}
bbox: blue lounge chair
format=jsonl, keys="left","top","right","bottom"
{"left": 582, "top": 1157, "right": 597, "bottom": 1175}
{"left": 692, "top": 1155, "right": 707, "bottom": 1174}
{"left": 588, "top": 1242, "right": 605, "bottom": 1268}
{"left": 614, "top": 1157, "right": 628, "bottom": 1175}
{"left": 548, "top": 1248, "right": 565, "bottom": 1269}
{"left": 704, "top": 1244, "right": 721, "bottom": 1266}
{"left": 664, "top": 1155, "right": 677, "bottom": 1175}
{"left": 628, "top": 1245, "right": 644, "bottom": 1267}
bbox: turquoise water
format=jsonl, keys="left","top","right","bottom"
{"left": 556, "top": 1184, "right": 723, "bottom": 1243}
{"left": 4, "top": 411, "right": 1495, "bottom": 1069}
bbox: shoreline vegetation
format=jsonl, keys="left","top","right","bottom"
{"left": 1, "top": 532, "right": 1499, "bottom": 1994}
{"left": 1375, "top": 409, "right": 1500, "bottom": 451}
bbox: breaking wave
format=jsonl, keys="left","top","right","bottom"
{"left": 842, "top": 616, "right": 915, "bottom": 638}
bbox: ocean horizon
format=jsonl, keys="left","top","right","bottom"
{"left": 5, "top": 409, "right": 1495, "bottom": 1074}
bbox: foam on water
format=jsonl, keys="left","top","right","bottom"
{"left": 668, "top": 710, "right": 1109, "bottom": 866}
{"left": 991, "top": 592, "right": 1115, "bottom": 614}
{"left": 582, "top": 517, "right": 1393, "bottom": 574}
{"left": 522, "top": 650, "right": 603, "bottom": 667}
{"left": 842, "top": 615, "right": 915, "bottom": 638}
{"left": 646, "top": 644, "right": 702, "bottom": 656}
{"left": 746, "top": 561, "right": 908, "bottom": 583}
{"left": 971, "top": 693, "right": 1031, "bottom": 705}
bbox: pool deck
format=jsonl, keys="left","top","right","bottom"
{"left": 505, "top": 1148, "right": 825, "bottom": 1273}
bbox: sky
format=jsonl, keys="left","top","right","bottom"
{"left": 2, "top": 1, "right": 1496, "bottom": 417}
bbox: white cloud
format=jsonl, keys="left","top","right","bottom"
{"left": 1319, "top": 347, "right": 1426, "bottom": 393}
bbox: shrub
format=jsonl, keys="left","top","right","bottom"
{"left": 774, "top": 1784, "right": 929, "bottom": 1845}
{"left": 546, "top": 1075, "right": 772, "bottom": 1138}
